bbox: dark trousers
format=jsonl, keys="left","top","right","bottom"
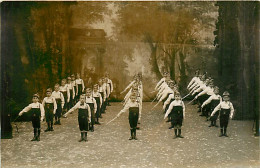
{"left": 220, "top": 115, "right": 229, "bottom": 128}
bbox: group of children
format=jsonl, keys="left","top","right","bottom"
{"left": 153, "top": 70, "right": 235, "bottom": 138}
{"left": 153, "top": 72, "right": 185, "bottom": 138}
{"left": 17, "top": 68, "right": 235, "bottom": 142}
{"left": 19, "top": 72, "right": 113, "bottom": 142}
{"left": 117, "top": 73, "right": 143, "bottom": 140}
{"left": 187, "top": 70, "right": 234, "bottom": 137}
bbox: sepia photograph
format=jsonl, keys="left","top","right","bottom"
{"left": 1, "top": 1, "right": 259, "bottom": 167}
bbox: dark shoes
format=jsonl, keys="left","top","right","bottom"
{"left": 78, "top": 138, "right": 84, "bottom": 142}
{"left": 31, "top": 137, "right": 37, "bottom": 141}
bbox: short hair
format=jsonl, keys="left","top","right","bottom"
{"left": 33, "top": 93, "right": 40, "bottom": 98}
{"left": 46, "top": 88, "right": 52, "bottom": 93}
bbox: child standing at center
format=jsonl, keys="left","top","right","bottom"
{"left": 64, "top": 95, "right": 91, "bottom": 142}
{"left": 164, "top": 92, "right": 185, "bottom": 139}
{"left": 117, "top": 94, "right": 141, "bottom": 140}
{"left": 42, "top": 88, "right": 57, "bottom": 132}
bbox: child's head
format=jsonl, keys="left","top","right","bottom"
{"left": 105, "top": 72, "right": 109, "bottom": 78}
{"left": 174, "top": 92, "right": 181, "bottom": 100}
{"left": 195, "top": 69, "right": 200, "bottom": 76}
{"left": 222, "top": 91, "right": 230, "bottom": 102}
{"left": 163, "top": 71, "right": 168, "bottom": 78}
{"left": 86, "top": 88, "right": 92, "bottom": 97}
{"left": 32, "top": 94, "right": 40, "bottom": 103}
{"left": 98, "top": 79, "right": 102, "bottom": 85}
{"left": 76, "top": 73, "right": 80, "bottom": 79}
{"left": 61, "top": 79, "right": 66, "bottom": 86}
{"left": 213, "top": 86, "right": 219, "bottom": 94}
{"left": 71, "top": 74, "right": 75, "bottom": 80}
{"left": 93, "top": 84, "right": 98, "bottom": 92}
{"left": 67, "top": 77, "right": 71, "bottom": 83}
{"left": 130, "top": 94, "right": 137, "bottom": 103}
{"left": 54, "top": 84, "right": 60, "bottom": 91}
{"left": 169, "top": 81, "right": 175, "bottom": 89}
{"left": 201, "top": 75, "right": 206, "bottom": 81}
{"left": 80, "top": 95, "right": 85, "bottom": 103}
{"left": 209, "top": 82, "right": 214, "bottom": 88}
{"left": 46, "top": 88, "right": 52, "bottom": 97}
{"left": 102, "top": 77, "right": 107, "bottom": 83}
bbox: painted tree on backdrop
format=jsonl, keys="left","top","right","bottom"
{"left": 1, "top": 1, "right": 107, "bottom": 123}
{"left": 214, "top": 1, "right": 259, "bottom": 131}
{"left": 114, "top": 1, "right": 217, "bottom": 87}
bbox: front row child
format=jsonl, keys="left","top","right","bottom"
{"left": 117, "top": 94, "right": 141, "bottom": 140}
{"left": 85, "top": 88, "right": 97, "bottom": 132}
{"left": 211, "top": 91, "right": 234, "bottom": 137}
{"left": 64, "top": 95, "right": 91, "bottom": 142}
{"left": 19, "top": 94, "right": 45, "bottom": 141}
{"left": 42, "top": 88, "right": 57, "bottom": 132}
{"left": 164, "top": 92, "right": 185, "bottom": 139}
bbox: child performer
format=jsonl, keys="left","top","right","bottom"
{"left": 64, "top": 95, "right": 91, "bottom": 142}
{"left": 71, "top": 74, "right": 78, "bottom": 105}
{"left": 164, "top": 92, "right": 185, "bottom": 139}
{"left": 42, "top": 88, "right": 57, "bottom": 132}
{"left": 93, "top": 84, "right": 102, "bottom": 124}
{"left": 76, "top": 73, "right": 85, "bottom": 101}
{"left": 201, "top": 86, "right": 222, "bottom": 127}
{"left": 67, "top": 77, "right": 75, "bottom": 110}
{"left": 19, "top": 94, "right": 45, "bottom": 141}
{"left": 116, "top": 94, "right": 141, "bottom": 140}
{"left": 60, "top": 79, "right": 70, "bottom": 114}
{"left": 85, "top": 88, "right": 97, "bottom": 132}
{"left": 211, "top": 91, "right": 234, "bottom": 137}
{"left": 52, "top": 84, "right": 65, "bottom": 125}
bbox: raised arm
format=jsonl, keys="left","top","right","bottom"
{"left": 19, "top": 104, "right": 32, "bottom": 116}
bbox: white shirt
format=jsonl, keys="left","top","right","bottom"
{"left": 98, "top": 85, "right": 107, "bottom": 101}
{"left": 51, "top": 91, "right": 65, "bottom": 108}
{"left": 65, "top": 102, "right": 91, "bottom": 122}
{"left": 85, "top": 96, "right": 97, "bottom": 114}
{"left": 76, "top": 78, "right": 85, "bottom": 91}
{"left": 107, "top": 78, "right": 113, "bottom": 93}
{"left": 197, "top": 87, "right": 214, "bottom": 97}
{"left": 20, "top": 102, "right": 45, "bottom": 121}
{"left": 60, "top": 85, "right": 70, "bottom": 102}
{"left": 165, "top": 100, "right": 185, "bottom": 119}
{"left": 187, "top": 76, "right": 198, "bottom": 89}
{"left": 67, "top": 83, "right": 75, "bottom": 99}
{"left": 163, "top": 93, "right": 174, "bottom": 109}
{"left": 211, "top": 101, "right": 234, "bottom": 118}
{"left": 42, "top": 97, "right": 57, "bottom": 114}
{"left": 93, "top": 91, "right": 103, "bottom": 107}
{"left": 201, "top": 94, "right": 222, "bottom": 108}
{"left": 155, "top": 77, "right": 165, "bottom": 90}
{"left": 119, "top": 101, "right": 141, "bottom": 116}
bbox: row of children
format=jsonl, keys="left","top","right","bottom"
{"left": 116, "top": 73, "right": 143, "bottom": 140}
{"left": 153, "top": 72, "right": 185, "bottom": 139}
{"left": 18, "top": 72, "right": 113, "bottom": 142}
{"left": 187, "top": 70, "right": 234, "bottom": 137}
